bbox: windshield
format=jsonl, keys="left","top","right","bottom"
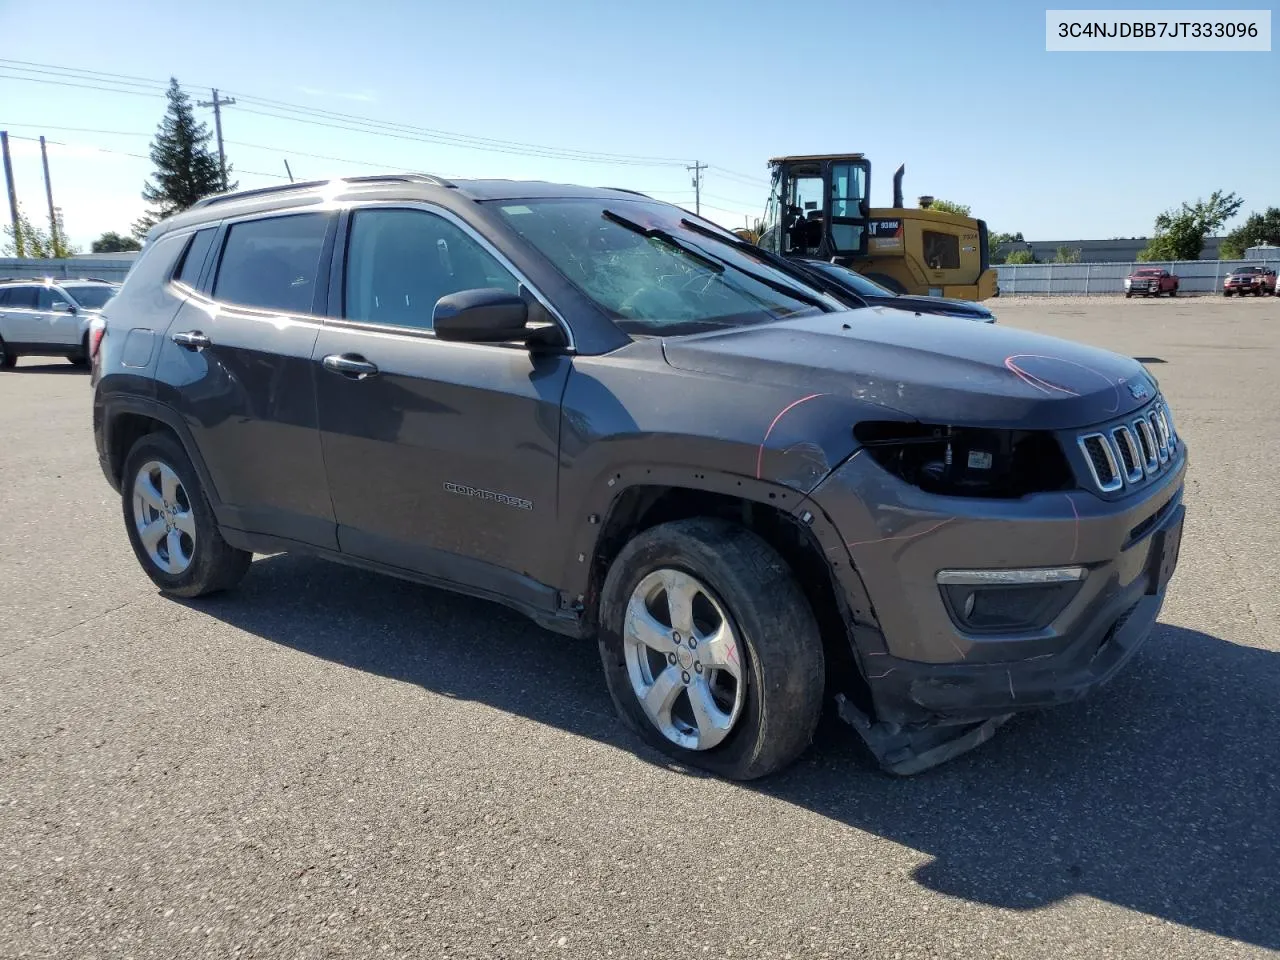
{"left": 800, "top": 260, "right": 896, "bottom": 297}
{"left": 64, "top": 285, "right": 118, "bottom": 309}
{"left": 491, "top": 197, "right": 840, "bottom": 336}
{"left": 1233, "top": 267, "right": 1261, "bottom": 274}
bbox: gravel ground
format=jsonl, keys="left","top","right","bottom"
{"left": 2, "top": 295, "right": 1277, "bottom": 959}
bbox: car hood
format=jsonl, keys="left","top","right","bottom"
{"left": 661, "top": 306, "right": 1156, "bottom": 430}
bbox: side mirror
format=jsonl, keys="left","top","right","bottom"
{"left": 52, "top": 300, "right": 74, "bottom": 314}
{"left": 433, "top": 288, "right": 529, "bottom": 343}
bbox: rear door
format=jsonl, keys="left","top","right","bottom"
{"left": 0, "top": 285, "right": 39, "bottom": 343}
{"left": 156, "top": 212, "right": 340, "bottom": 549}
{"left": 312, "top": 203, "right": 571, "bottom": 602}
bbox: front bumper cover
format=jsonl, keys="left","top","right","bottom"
{"left": 802, "top": 437, "right": 1187, "bottom": 775}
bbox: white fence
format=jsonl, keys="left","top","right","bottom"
{"left": 0, "top": 257, "right": 138, "bottom": 283}
{"left": 995, "top": 258, "right": 1280, "bottom": 296}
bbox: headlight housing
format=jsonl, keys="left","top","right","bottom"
{"left": 854, "top": 422, "right": 1075, "bottom": 499}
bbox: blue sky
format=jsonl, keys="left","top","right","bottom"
{"left": 1, "top": 0, "right": 1276, "bottom": 251}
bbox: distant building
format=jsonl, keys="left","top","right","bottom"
{"left": 996, "top": 236, "right": 1225, "bottom": 263}
{"left": 1245, "top": 244, "right": 1279, "bottom": 260}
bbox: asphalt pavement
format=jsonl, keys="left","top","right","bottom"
{"left": 2, "top": 294, "right": 1277, "bottom": 959}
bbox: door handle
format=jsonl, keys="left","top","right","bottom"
{"left": 322, "top": 353, "right": 379, "bottom": 379}
{"left": 171, "top": 330, "right": 211, "bottom": 350}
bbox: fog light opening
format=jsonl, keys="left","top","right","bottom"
{"left": 937, "top": 567, "right": 1087, "bottom": 634}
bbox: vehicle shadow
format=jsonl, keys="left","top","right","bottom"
{"left": 11, "top": 361, "right": 86, "bottom": 374}
{"left": 184, "top": 552, "right": 1279, "bottom": 950}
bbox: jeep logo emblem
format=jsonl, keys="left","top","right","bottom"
{"left": 1128, "top": 380, "right": 1151, "bottom": 401}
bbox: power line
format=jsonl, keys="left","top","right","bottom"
{"left": 0, "top": 61, "right": 694, "bottom": 169}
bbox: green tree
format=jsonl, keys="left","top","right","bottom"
{"left": 988, "top": 230, "right": 1024, "bottom": 264}
{"left": 1054, "top": 245, "right": 1081, "bottom": 263}
{"left": 132, "top": 77, "right": 234, "bottom": 240}
{"left": 91, "top": 231, "right": 143, "bottom": 253}
{"left": 1006, "top": 248, "right": 1035, "bottom": 264}
{"left": 1137, "top": 190, "right": 1243, "bottom": 262}
{"left": 1219, "top": 206, "right": 1280, "bottom": 259}
{"left": 2, "top": 205, "right": 78, "bottom": 258}
{"left": 927, "top": 199, "right": 971, "bottom": 218}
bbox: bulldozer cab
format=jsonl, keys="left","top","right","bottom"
{"left": 758, "top": 154, "right": 872, "bottom": 261}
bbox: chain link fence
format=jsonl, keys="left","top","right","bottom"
{"left": 995, "top": 258, "right": 1280, "bottom": 296}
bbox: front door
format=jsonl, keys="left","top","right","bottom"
{"left": 312, "top": 204, "right": 571, "bottom": 606}
{"left": 36, "top": 287, "right": 81, "bottom": 346}
{"left": 158, "top": 212, "right": 339, "bottom": 549}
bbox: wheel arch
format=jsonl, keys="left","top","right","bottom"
{"left": 101, "top": 396, "right": 223, "bottom": 509}
{"left": 568, "top": 467, "right": 877, "bottom": 712}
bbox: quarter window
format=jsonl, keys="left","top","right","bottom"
{"left": 212, "top": 213, "right": 330, "bottom": 314}
{"left": 175, "top": 228, "right": 218, "bottom": 288}
{"left": 343, "top": 208, "right": 519, "bottom": 330}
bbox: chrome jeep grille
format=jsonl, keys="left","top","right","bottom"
{"left": 1077, "top": 397, "right": 1179, "bottom": 495}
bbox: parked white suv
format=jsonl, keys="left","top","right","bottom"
{"left": 0, "top": 278, "right": 120, "bottom": 369}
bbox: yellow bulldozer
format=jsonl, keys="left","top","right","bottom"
{"left": 754, "top": 154, "right": 998, "bottom": 301}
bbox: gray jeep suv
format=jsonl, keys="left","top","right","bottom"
{"left": 0, "top": 278, "right": 119, "bottom": 368}
{"left": 90, "top": 175, "right": 1187, "bottom": 779}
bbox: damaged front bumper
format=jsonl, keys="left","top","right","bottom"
{"left": 801, "top": 437, "right": 1187, "bottom": 775}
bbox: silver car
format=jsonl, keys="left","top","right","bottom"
{"left": 0, "top": 278, "right": 120, "bottom": 370}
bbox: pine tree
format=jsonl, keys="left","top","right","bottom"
{"left": 132, "top": 78, "right": 235, "bottom": 239}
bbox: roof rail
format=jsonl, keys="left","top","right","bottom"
{"left": 343, "top": 173, "right": 455, "bottom": 188}
{"left": 603, "top": 187, "right": 652, "bottom": 198}
{"left": 191, "top": 179, "right": 331, "bottom": 209}
{"left": 191, "top": 173, "right": 455, "bottom": 209}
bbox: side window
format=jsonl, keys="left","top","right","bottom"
{"left": 212, "top": 213, "right": 330, "bottom": 314}
{"left": 0, "top": 289, "right": 10, "bottom": 306}
{"left": 343, "top": 208, "right": 519, "bottom": 330}
{"left": 174, "top": 227, "right": 218, "bottom": 289}
{"left": 36, "top": 288, "right": 68, "bottom": 310}
{"left": 5, "top": 286, "right": 37, "bottom": 309}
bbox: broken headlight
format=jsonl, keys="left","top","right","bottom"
{"left": 853, "top": 422, "right": 1074, "bottom": 499}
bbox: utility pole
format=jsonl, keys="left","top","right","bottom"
{"left": 39, "top": 136, "right": 59, "bottom": 254}
{"left": 686, "top": 161, "right": 706, "bottom": 215}
{"left": 1, "top": 131, "right": 22, "bottom": 257}
{"left": 197, "top": 88, "right": 236, "bottom": 190}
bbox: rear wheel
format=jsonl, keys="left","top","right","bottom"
{"left": 0, "top": 336, "right": 14, "bottom": 370}
{"left": 597, "top": 517, "right": 825, "bottom": 781}
{"left": 121, "top": 430, "right": 251, "bottom": 598}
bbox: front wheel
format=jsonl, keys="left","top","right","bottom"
{"left": 121, "top": 430, "right": 252, "bottom": 598}
{"left": 0, "top": 335, "right": 15, "bottom": 370}
{"left": 597, "top": 517, "right": 825, "bottom": 781}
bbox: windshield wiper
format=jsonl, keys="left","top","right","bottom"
{"left": 676, "top": 217, "right": 836, "bottom": 311}
{"left": 602, "top": 210, "right": 724, "bottom": 274}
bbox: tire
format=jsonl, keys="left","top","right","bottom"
{"left": 1169, "top": 288, "right": 1177, "bottom": 297}
{"left": 68, "top": 334, "right": 90, "bottom": 369}
{"left": 0, "top": 336, "right": 14, "bottom": 370}
{"left": 120, "top": 430, "right": 251, "bottom": 598}
{"left": 597, "top": 517, "right": 825, "bottom": 781}
{"left": 1125, "top": 292, "right": 1132, "bottom": 299}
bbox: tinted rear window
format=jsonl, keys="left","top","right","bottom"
{"left": 0, "top": 286, "right": 36, "bottom": 308}
{"left": 175, "top": 228, "right": 218, "bottom": 288}
{"left": 212, "top": 213, "right": 330, "bottom": 313}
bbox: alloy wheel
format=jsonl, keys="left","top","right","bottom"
{"left": 622, "top": 568, "right": 746, "bottom": 751}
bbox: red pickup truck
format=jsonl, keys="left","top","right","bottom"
{"left": 1223, "top": 265, "right": 1277, "bottom": 296}
{"left": 1124, "top": 267, "right": 1179, "bottom": 298}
